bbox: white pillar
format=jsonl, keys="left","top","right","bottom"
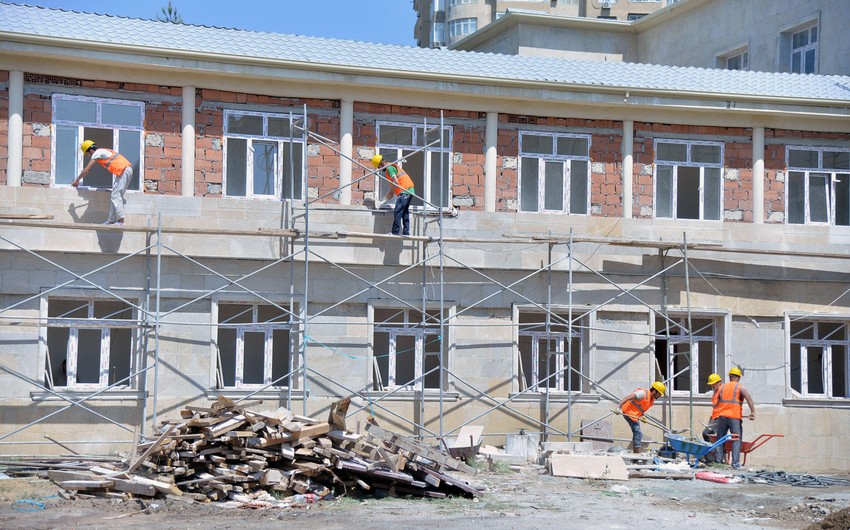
{"left": 181, "top": 86, "right": 195, "bottom": 197}
{"left": 484, "top": 111, "right": 498, "bottom": 212}
{"left": 752, "top": 127, "right": 765, "bottom": 224}
{"left": 622, "top": 120, "right": 634, "bottom": 219}
{"left": 339, "top": 99, "right": 353, "bottom": 205}
{"left": 7, "top": 70, "right": 23, "bottom": 187}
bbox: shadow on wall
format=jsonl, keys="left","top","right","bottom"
{"left": 67, "top": 189, "right": 124, "bottom": 253}
{"left": 367, "top": 198, "right": 403, "bottom": 265}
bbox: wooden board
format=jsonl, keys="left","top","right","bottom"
{"left": 549, "top": 454, "right": 629, "bottom": 481}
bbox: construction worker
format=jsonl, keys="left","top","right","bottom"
{"left": 372, "top": 154, "right": 414, "bottom": 237}
{"left": 701, "top": 373, "right": 723, "bottom": 463}
{"left": 713, "top": 367, "right": 755, "bottom": 469}
{"left": 71, "top": 140, "right": 133, "bottom": 226}
{"left": 618, "top": 381, "right": 666, "bottom": 453}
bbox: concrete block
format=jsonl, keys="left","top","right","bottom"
{"left": 506, "top": 431, "right": 539, "bottom": 462}
{"left": 549, "top": 454, "right": 629, "bottom": 481}
{"left": 542, "top": 441, "right": 595, "bottom": 453}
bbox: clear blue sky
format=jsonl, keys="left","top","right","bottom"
{"left": 15, "top": 1, "right": 418, "bottom": 46}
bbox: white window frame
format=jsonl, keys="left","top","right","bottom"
{"left": 653, "top": 138, "right": 724, "bottom": 221}
{"left": 790, "top": 25, "right": 818, "bottom": 74}
{"left": 725, "top": 50, "right": 749, "bottom": 71}
{"left": 376, "top": 121, "right": 453, "bottom": 211}
{"left": 222, "top": 110, "right": 305, "bottom": 200}
{"left": 788, "top": 318, "right": 850, "bottom": 398}
{"left": 518, "top": 131, "right": 591, "bottom": 214}
{"left": 785, "top": 146, "right": 850, "bottom": 226}
{"left": 214, "top": 302, "right": 297, "bottom": 389}
{"left": 51, "top": 94, "right": 144, "bottom": 190}
{"left": 517, "top": 309, "right": 588, "bottom": 394}
{"left": 654, "top": 314, "right": 723, "bottom": 395}
{"left": 371, "top": 306, "right": 449, "bottom": 391}
{"left": 43, "top": 297, "right": 137, "bottom": 391}
{"left": 448, "top": 17, "right": 477, "bottom": 38}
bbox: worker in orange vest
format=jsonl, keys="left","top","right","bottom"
{"left": 701, "top": 373, "right": 723, "bottom": 463}
{"left": 372, "top": 154, "right": 415, "bottom": 237}
{"left": 713, "top": 367, "right": 755, "bottom": 469}
{"left": 618, "top": 381, "right": 666, "bottom": 453}
{"left": 72, "top": 140, "right": 133, "bottom": 226}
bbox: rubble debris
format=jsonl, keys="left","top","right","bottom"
{"left": 5, "top": 397, "right": 479, "bottom": 505}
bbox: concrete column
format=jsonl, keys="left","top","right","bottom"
{"left": 752, "top": 127, "right": 765, "bottom": 224}
{"left": 181, "top": 86, "right": 196, "bottom": 197}
{"left": 7, "top": 70, "right": 23, "bottom": 187}
{"left": 621, "top": 120, "right": 634, "bottom": 219}
{"left": 484, "top": 111, "right": 498, "bottom": 212}
{"left": 339, "top": 99, "right": 353, "bottom": 205}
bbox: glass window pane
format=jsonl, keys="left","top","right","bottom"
{"left": 518, "top": 334, "right": 534, "bottom": 390}
{"left": 380, "top": 125, "right": 414, "bottom": 146}
{"left": 423, "top": 333, "right": 441, "bottom": 388}
{"left": 543, "top": 161, "right": 564, "bottom": 211}
{"left": 55, "top": 98, "right": 97, "bottom": 123}
{"left": 424, "top": 126, "right": 446, "bottom": 148}
{"left": 808, "top": 347, "right": 825, "bottom": 394}
{"left": 676, "top": 166, "right": 701, "bottom": 220}
{"left": 217, "top": 328, "right": 236, "bottom": 387}
{"left": 792, "top": 30, "right": 807, "bottom": 48}
{"left": 402, "top": 149, "right": 425, "bottom": 209}
{"left": 656, "top": 142, "right": 687, "bottom": 162}
{"left": 55, "top": 126, "right": 79, "bottom": 185}
{"left": 656, "top": 165, "right": 673, "bottom": 218}
{"left": 835, "top": 174, "right": 850, "bottom": 226}
{"left": 704, "top": 167, "right": 722, "bottom": 220}
{"left": 258, "top": 304, "right": 288, "bottom": 324}
{"left": 570, "top": 160, "right": 588, "bottom": 214}
{"left": 374, "top": 331, "right": 390, "bottom": 390}
{"left": 823, "top": 151, "right": 850, "bottom": 170}
{"left": 82, "top": 128, "right": 115, "bottom": 188}
{"left": 46, "top": 327, "right": 69, "bottom": 387}
{"left": 808, "top": 173, "right": 829, "bottom": 223}
{"left": 811, "top": 26, "right": 817, "bottom": 43}
{"left": 522, "top": 134, "right": 553, "bottom": 155}
{"left": 243, "top": 332, "right": 265, "bottom": 384}
{"left": 219, "top": 304, "right": 253, "bottom": 324}
{"left": 833, "top": 345, "right": 847, "bottom": 398}
{"left": 804, "top": 49, "right": 816, "bottom": 74}
{"left": 225, "top": 138, "right": 248, "bottom": 197}
{"left": 556, "top": 136, "right": 588, "bottom": 157}
{"left": 118, "top": 129, "right": 141, "bottom": 190}
{"left": 281, "top": 141, "right": 303, "bottom": 200}
{"left": 430, "top": 151, "right": 450, "bottom": 208}
{"left": 77, "top": 329, "right": 102, "bottom": 384}
{"left": 252, "top": 142, "right": 277, "bottom": 196}
{"left": 692, "top": 144, "right": 721, "bottom": 164}
{"left": 792, "top": 51, "right": 801, "bottom": 73}
{"left": 94, "top": 300, "right": 132, "bottom": 320}
{"left": 227, "top": 114, "right": 263, "bottom": 136}
{"left": 790, "top": 343, "right": 802, "bottom": 393}
{"left": 102, "top": 103, "right": 142, "bottom": 127}
{"left": 819, "top": 322, "right": 845, "bottom": 341}
{"left": 787, "top": 172, "right": 805, "bottom": 224}
{"left": 108, "top": 328, "right": 131, "bottom": 386}
{"left": 271, "top": 329, "right": 290, "bottom": 387}
{"left": 267, "top": 116, "right": 291, "bottom": 138}
{"left": 395, "top": 335, "right": 416, "bottom": 387}
{"left": 790, "top": 320, "right": 815, "bottom": 340}
{"left": 521, "top": 157, "right": 539, "bottom": 212}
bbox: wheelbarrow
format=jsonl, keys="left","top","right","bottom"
{"left": 715, "top": 433, "right": 784, "bottom": 466}
{"left": 665, "top": 433, "right": 733, "bottom": 468}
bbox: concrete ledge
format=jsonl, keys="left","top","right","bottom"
{"left": 31, "top": 389, "right": 147, "bottom": 402}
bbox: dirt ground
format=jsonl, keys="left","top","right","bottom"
{"left": 2, "top": 465, "right": 849, "bottom": 530}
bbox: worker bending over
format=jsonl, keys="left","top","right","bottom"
{"left": 71, "top": 140, "right": 133, "bottom": 226}
{"left": 618, "top": 381, "right": 666, "bottom": 453}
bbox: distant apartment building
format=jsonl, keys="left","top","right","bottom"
{"left": 413, "top": 0, "right": 673, "bottom": 48}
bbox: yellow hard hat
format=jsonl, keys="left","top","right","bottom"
{"left": 80, "top": 140, "right": 96, "bottom": 153}
{"left": 651, "top": 381, "right": 666, "bottom": 396}
{"left": 729, "top": 367, "right": 742, "bottom": 377}
{"left": 707, "top": 373, "right": 722, "bottom": 386}
{"left": 371, "top": 154, "right": 383, "bottom": 168}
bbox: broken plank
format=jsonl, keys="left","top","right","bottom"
{"left": 125, "top": 423, "right": 177, "bottom": 474}
{"left": 365, "top": 424, "right": 476, "bottom": 475}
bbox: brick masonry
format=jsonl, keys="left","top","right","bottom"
{"left": 2, "top": 70, "right": 850, "bottom": 222}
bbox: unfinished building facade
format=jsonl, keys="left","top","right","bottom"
{"left": 0, "top": 3, "right": 849, "bottom": 471}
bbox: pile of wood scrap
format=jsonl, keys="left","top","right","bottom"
{"left": 33, "top": 397, "right": 479, "bottom": 504}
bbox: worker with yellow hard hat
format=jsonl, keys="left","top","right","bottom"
{"left": 71, "top": 140, "right": 134, "bottom": 226}
{"left": 712, "top": 366, "right": 756, "bottom": 469}
{"left": 372, "top": 154, "right": 415, "bottom": 237}
{"left": 618, "top": 381, "right": 666, "bottom": 453}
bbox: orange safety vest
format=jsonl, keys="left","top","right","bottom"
{"left": 95, "top": 149, "right": 132, "bottom": 176}
{"left": 621, "top": 388, "right": 655, "bottom": 421}
{"left": 385, "top": 164, "right": 414, "bottom": 196}
{"left": 710, "top": 387, "right": 721, "bottom": 420}
{"left": 715, "top": 382, "right": 743, "bottom": 420}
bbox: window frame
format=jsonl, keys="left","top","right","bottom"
{"left": 516, "top": 308, "right": 588, "bottom": 394}
{"left": 376, "top": 121, "right": 453, "bottom": 211}
{"left": 51, "top": 94, "right": 145, "bottom": 190}
{"left": 213, "top": 301, "right": 298, "bottom": 390}
{"left": 43, "top": 297, "right": 138, "bottom": 391}
{"left": 222, "top": 109, "right": 306, "bottom": 200}
{"left": 785, "top": 145, "right": 850, "bottom": 226}
{"left": 788, "top": 318, "right": 849, "bottom": 399}
{"left": 653, "top": 138, "right": 724, "bottom": 221}
{"left": 790, "top": 24, "right": 818, "bottom": 74}
{"left": 518, "top": 131, "right": 591, "bottom": 215}
{"left": 654, "top": 313, "right": 724, "bottom": 396}
{"left": 448, "top": 17, "right": 478, "bottom": 38}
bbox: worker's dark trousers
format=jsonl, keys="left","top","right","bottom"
{"left": 714, "top": 416, "right": 743, "bottom": 468}
{"left": 391, "top": 193, "right": 412, "bottom": 236}
{"left": 624, "top": 416, "right": 642, "bottom": 451}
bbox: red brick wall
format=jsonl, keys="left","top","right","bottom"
{"left": 22, "top": 93, "right": 51, "bottom": 187}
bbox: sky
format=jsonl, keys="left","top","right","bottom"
{"left": 14, "top": 1, "right": 419, "bottom": 46}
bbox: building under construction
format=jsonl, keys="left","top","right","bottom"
{"left": 0, "top": 3, "right": 849, "bottom": 471}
